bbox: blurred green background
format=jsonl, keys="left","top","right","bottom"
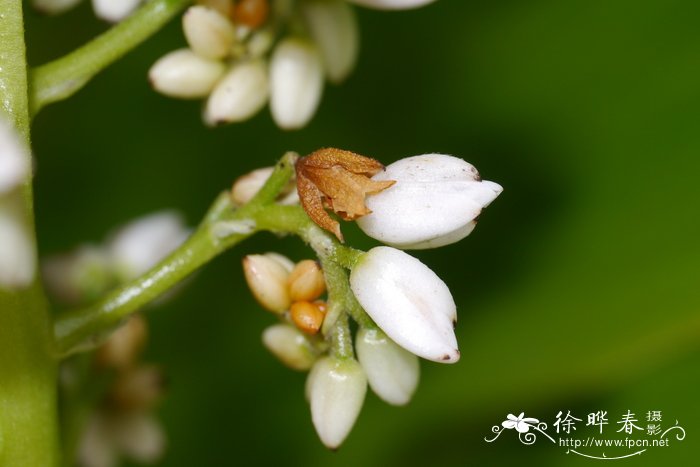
{"left": 25, "top": 0, "right": 700, "bottom": 465}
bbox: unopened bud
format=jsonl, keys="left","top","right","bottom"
{"left": 97, "top": 315, "right": 148, "bottom": 369}
{"left": 356, "top": 327, "right": 419, "bottom": 405}
{"left": 262, "top": 324, "right": 317, "bottom": 370}
{"left": 233, "top": 0, "right": 270, "bottom": 28}
{"left": 300, "top": 0, "right": 359, "bottom": 83}
{"left": 269, "top": 37, "right": 324, "bottom": 130}
{"left": 242, "top": 253, "right": 292, "bottom": 313}
{"left": 307, "top": 357, "right": 367, "bottom": 449}
{"left": 287, "top": 259, "right": 325, "bottom": 301}
{"left": 204, "top": 60, "right": 268, "bottom": 126}
{"left": 149, "top": 49, "right": 226, "bottom": 99}
{"left": 0, "top": 116, "right": 30, "bottom": 195}
{"left": 183, "top": 6, "right": 236, "bottom": 60}
{"left": 42, "top": 245, "right": 114, "bottom": 305}
{"left": 92, "top": 0, "right": 142, "bottom": 23}
{"left": 290, "top": 300, "right": 326, "bottom": 335}
{"left": 0, "top": 205, "right": 36, "bottom": 289}
{"left": 32, "top": 0, "right": 81, "bottom": 14}
{"left": 345, "top": 0, "right": 437, "bottom": 10}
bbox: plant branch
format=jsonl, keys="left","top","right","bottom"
{"left": 29, "top": 0, "right": 192, "bottom": 116}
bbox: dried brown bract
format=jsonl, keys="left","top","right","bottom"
{"left": 295, "top": 148, "right": 395, "bottom": 241}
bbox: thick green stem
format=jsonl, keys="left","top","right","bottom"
{"left": 0, "top": 1, "right": 60, "bottom": 465}
{"left": 29, "top": 0, "right": 191, "bottom": 116}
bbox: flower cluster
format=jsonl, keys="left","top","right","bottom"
{"left": 237, "top": 150, "right": 501, "bottom": 448}
{"left": 32, "top": 0, "right": 143, "bottom": 23}
{"left": 148, "top": 0, "right": 438, "bottom": 130}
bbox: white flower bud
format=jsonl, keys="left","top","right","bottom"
{"left": 269, "top": 38, "right": 324, "bottom": 130}
{"left": 242, "top": 253, "right": 292, "bottom": 313}
{"left": 149, "top": 49, "right": 226, "bottom": 99}
{"left": 92, "top": 0, "right": 142, "bottom": 23}
{"left": 307, "top": 357, "right": 367, "bottom": 449}
{"left": 346, "top": 0, "right": 437, "bottom": 10}
{"left": 183, "top": 6, "right": 236, "bottom": 60}
{"left": 204, "top": 60, "right": 268, "bottom": 126}
{"left": 357, "top": 154, "right": 502, "bottom": 249}
{"left": 0, "top": 117, "right": 30, "bottom": 195}
{"left": 262, "top": 324, "right": 317, "bottom": 370}
{"left": 349, "top": 246, "right": 459, "bottom": 363}
{"left": 113, "top": 413, "right": 166, "bottom": 464}
{"left": 231, "top": 166, "right": 299, "bottom": 206}
{"left": 0, "top": 205, "right": 36, "bottom": 289}
{"left": 32, "top": 0, "right": 81, "bottom": 15}
{"left": 300, "top": 0, "right": 359, "bottom": 83}
{"left": 42, "top": 245, "right": 114, "bottom": 304}
{"left": 355, "top": 327, "right": 419, "bottom": 405}
{"left": 107, "top": 211, "right": 189, "bottom": 281}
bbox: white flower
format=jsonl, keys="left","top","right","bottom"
{"left": 0, "top": 117, "right": 30, "bottom": 195}
{"left": 269, "top": 37, "right": 324, "bottom": 130}
{"left": 107, "top": 211, "right": 189, "bottom": 281}
{"left": 300, "top": 0, "right": 359, "bottom": 83}
{"left": 183, "top": 6, "right": 237, "bottom": 60}
{"left": 307, "top": 356, "right": 367, "bottom": 449}
{"left": 204, "top": 60, "right": 269, "bottom": 126}
{"left": 92, "top": 0, "right": 142, "bottom": 23}
{"left": 0, "top": 205, "right": 36, "bottom": 289}
{"left": 262, "top": 324, "right": 317, "bottom": 370}
{"left": 149, "top": 49, "right": 226, "bottom": 99}
{"left": 346, "top": 0, "right": 437, "bottom": 10}
{"left": 355, "top": 327, "right": 419, "bottom": 405}
{"left": 502, "top": 413, "right": 540, "bottom": 433}
{"left": 357, "top": 154, "right": 502, "bottom": 249}
{"left": 349, "top": 246, "right": 459, "bottom": 363}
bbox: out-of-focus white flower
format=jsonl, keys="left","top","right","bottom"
{"left": 355, "top": 327, "right": 419, "bottom": 405}
{"left": 300, "top": 0, "right": 359, "bottom": 83}
{"left": 79, "top": 411, "right": 165, "bottom": 467}
{"left": 0, "top": 205, "right": 36, "bottom": 289}
{"left": 349, "top": 246, "right": 459, "bottom": 363}
{"left": 42, "top": 245, "right": 114, "bottom": 304}
{"left": 183, "top": 6, "right": 237, "bottom": 60}
{"left": 307, "top": 356, "right": 367, "bottom": 449}
{"left": 346, "top": 0, "right": 437, "bottom": 10}
{"left": 31, "top": 0, "right": 81, "bottom": 15}
{"left": 231, "top": 166, "right": 299, "bottom": 206}
{"left": 149, "top": 49, "right": 227, "bottom": 99}
{"left": 107, "top": 211, "right": 189, "bottom": 281}
{"left": 269, "top": 37, "right": 324, "bottom": 130}
{"left": 262, "top": 323, "right": 317, "bottom": 370}
{"left": 0, "top": 117, "right": 30, "bottom": 195}
{"left": 204, "top": 60, "right": 269, "bottom": 126}
{"left": 92, "top": 0, "right": 142, "bottom": 23}
{"left": 242, "top": 252, "right": 293, "bottom": 313}
{"left": 357, "top": 154, "right": 502, "bottom": 249}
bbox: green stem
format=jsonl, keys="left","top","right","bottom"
{"left": 0, "top": 0, "right": 60, "bottom": 465}
{"left": 53, "top": 153, "right": 298, "bottom": 355}
{"left": 29, "top": 0, "right": 192, "bottom": 116}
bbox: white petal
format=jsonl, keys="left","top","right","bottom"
{"left": 183, "top": 6, "right": 236, "bottom": 60}
{"left": 0, "top": 117, "right": 30, "bottom": 195}
{"left": 0, "top": 205, "right": 36, "bottom": 289}
{"left": 107, "top": 211, "right": 189, "bottom": 280}
{"left": 262, "top": 324, "right": 317, "bottom": 370}
{"left": 308, "top": 357, "right": 367, "bottom": 449}
{"left": 349, "top": 247, "right": 459, "bottom": 363}
{"left": 502, "top": 420, "right": 517, "bottom": 429}
{"left": 269, "top": 37, "right": 324, "bottom": 130}
{"left": 355, "top": 328, "right": 419, "bottom": 405}
{"left": 357, "top": 154, "right": 502, "bottom": 249}
{"left": 345, "top": 0, "right": 437, "bottom": 11}
{"left": 92, "top": 0, "right": 141, "bottom": 22}
{"left": 149, "top": 49, "right": 226, "bottom": 99}
{"left": 300, "top": 0, "right": 359, "bottom": 83}
{"left": 204, "top": 60, "right": 268, "bottom": 125}
{"left": 32, "top": 0, "right": 81, "bottom": 15}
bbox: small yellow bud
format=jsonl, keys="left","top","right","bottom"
{"left": 290, "top": 300, "right": 326, "bottom": 335}
{"left": 287, "top": 259, "right": 326, "bottom": 302}
{"left": 242, "top": 253, "right": 292, "bottom": 313}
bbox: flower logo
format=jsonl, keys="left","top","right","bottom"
{"left": 502, "top": 413, "right": 540, "bottom": 433}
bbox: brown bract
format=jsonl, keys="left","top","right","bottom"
{"left": 296, "top": 148, "right": 396, "bottom": 241}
